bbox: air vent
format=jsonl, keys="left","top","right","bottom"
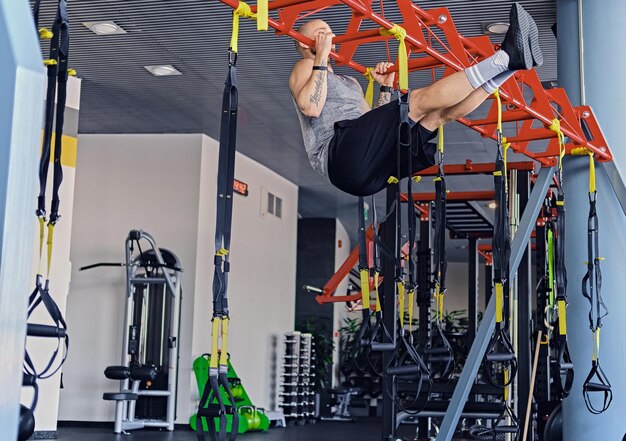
{"left": 262, "top": 188, "right": 283, "bottom": 219}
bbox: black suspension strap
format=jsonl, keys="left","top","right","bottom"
{"left": 381, "top": 93, "right": 430, "bottom": 414}
{"left": 195, "top": 47, "right": 239, "bottom": 441}
{"left": 485, "top": 90, "right": 517, "bottom": 390}
{"left": 547, "top": 120, "right": 574, "bottom": 399}
{"left": 427, "top": 126, "right": 454, "bottom": 380}
{"left": 577, "top": 150, "right": 612, "bottom": 415}
{"left": 485, "top": 90, "right": 518, "bottom": 439}
{"left": 24, "top": 0, "right": 71, "bottom": 383}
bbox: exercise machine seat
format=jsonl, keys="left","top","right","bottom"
{"left": 103, "top": 392, "right": 138, "bottom": 401}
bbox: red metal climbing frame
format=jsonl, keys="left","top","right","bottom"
{"left": 219, "top": 0, "right": 612, "bottom": 164}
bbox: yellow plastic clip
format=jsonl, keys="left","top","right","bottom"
{"left": 411, "top": 175, "right": 422, "bottom": 183}
{"left": 256, "top": 0, "right": 268, "bottom": 31}
{"left": 68, "top": 68, "right": 77, "bottom": 77}
{"left": 39, "top": 28, "right": 53, "bottom": 40}
{"left": 364, "top": 68, "right": 375, "bottom": 108}
{"left": 43, "top": 59, "right": 58, "bottom": 66}
{"left": 379, "top": 24, "right": 408, "bottom": 91}
{"left": 387, "top": 176, "right": 399, "bottom": 184}
{"left": 216, "top": 248, "right": 229, "bottom": 257}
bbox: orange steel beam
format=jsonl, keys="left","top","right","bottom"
{"left": 401, "top": 190, "right": 495, "bottom": 202}
{"left": 218, "top": 0, "right": 612, "bottom": 165}
{"left": 417, "top": 160, "right": 535, "bottom": 176}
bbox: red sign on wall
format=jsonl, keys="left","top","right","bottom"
{"left": 233, "top": 179, "right": 248, "bottom": 196}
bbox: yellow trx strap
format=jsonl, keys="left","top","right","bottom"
{"left": 549, "top": 118, "right": 566, "bottom": 171}
{"left": 46, "top": 223, "right": 55, "bottom": 278}
{"left": 374, "top": 271, "right": 382, "bottom": 313}
{"left": 437, "top": 125, "right": 444, "bottom": 154}
{"left": 37, "top": 217, "right": 46, "bottom": 274}
{"left": 360, "top": 268, "right": 371, "bottom": 310}
{"left": 230, "top": 1, "right": 268, "bottom": 52}
{"left": 495, "top": 282, "right": 504, "bottom": 324}
{"left": 493, "top": 88, "right": 510, "bottom": 188}
{"left": 256, "top": 0, "right": 268, "bottom": 31}
{"left": 379, "top": 24, "right": 408, "bottom": 91}
{"left": 592, "top": 328, "right": 600, "bottom": 361}
{"left": 364, "top": 68, "right": 375, "bottom": 108}
{"left": 210, "top": 318, "right": 221, "bottom": 369}
{"left": 572, "top": 148, "right": 596, "bottom": 193}
{"left": 407, "top": 288, "right": 415, "bottom": 333}
{"left": 558, "top": 299, "right": 567, "bottom": 336}
{"left": 397, "top": 281, "right": 405, "bottom": 328}
{"left": 588, "top": 152, "right": 596, "bottom": 194}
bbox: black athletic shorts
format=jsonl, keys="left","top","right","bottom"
{"left": 327, "top": 100, "right": 437, "bottom": 196}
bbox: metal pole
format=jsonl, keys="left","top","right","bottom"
{"left": 0, "top": 1, "right": 45, "bottom": 437}
{"left": 436, "top": 166, "right": 555, "bottom": 441}
{"left": 468, "top": 238, "right": 479, "bottom": 347}
{"left": 381, "top": 186, "right": 398, "bottom": 441}
{"left": 417, "top": 203, "right": 432, "bottom": 438}
{"left": 516, "top": 171, "right": 532, "bottom": 433}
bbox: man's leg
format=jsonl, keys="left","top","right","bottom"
{"left": 408, "top": 50, "right": 511, "bottom": 123}
{"left": 418, "top": 70, "right": 516, "bottom": 131}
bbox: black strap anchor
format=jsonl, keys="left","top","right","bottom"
{"left": 580, "top": 152, "right": 612, "bottom": 415}
{"left": 427, "top": 127, "right": 455, "bottom": 380}
{"left": 196, "top": 49, "right": 239, "bottom": 441}
{"left": 550, "top": 189, "right": 574, "bottom": 398}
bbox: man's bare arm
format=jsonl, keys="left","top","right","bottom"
{"left": 289, "top": 33, "right": 334, "bottom": 117}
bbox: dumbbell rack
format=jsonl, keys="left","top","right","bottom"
{"left": 278, "top": 332, "right": 316, "bottom": 424}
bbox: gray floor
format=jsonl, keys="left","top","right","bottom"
{"left": 55, "top": 419, "right": 390, "bottom": 441}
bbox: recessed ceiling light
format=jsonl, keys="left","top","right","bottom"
{"left": 483, "top": 22, "right": 510, "bottom": 35}
{"left": 83, "top": 21, "right": 126, "bottom": 35}
{"left": 488, "top": 201, "right": 497, "bottom": 209}
{"left": 144, "top": 65, "right": 183, "bottom": 77}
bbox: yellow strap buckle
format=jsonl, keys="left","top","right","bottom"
{"left": 387, "top": 176, "right": 399, "bottom": 184}
{"left": 216, "top": 248, "right": 229, "bottom": 257}
{"left": 43, "top": 59, "right": 58, "bottom": 66}
{"left": 39, "top": 28, "right": 53, "bottom": 39}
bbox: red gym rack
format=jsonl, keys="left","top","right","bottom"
{"left": 218, "top": 0, "right": 612, "bottom": 165}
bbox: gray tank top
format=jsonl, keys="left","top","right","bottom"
{"left": 293, "top": 72, "right": 365, "bottom": 177}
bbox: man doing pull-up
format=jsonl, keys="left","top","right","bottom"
{"left": 289, "top": 3, "right": 542, "bottom": 196}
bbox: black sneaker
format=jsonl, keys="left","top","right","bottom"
{"left": 519, "top": 6, "right": 544, "bottom": 67}
{"left": 500, "top": 3, "right": 533, "bottom": 70}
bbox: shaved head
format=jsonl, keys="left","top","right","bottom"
{"left": 294, "top": 19, "right": 333, "bottom": 57}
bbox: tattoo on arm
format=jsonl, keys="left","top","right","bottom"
{"left": 375, "top": 91, "right": 391, "bottom": 108}
{"left": 310, "top": 71, "right": 325, "bottom": 106}
{"left": 309, "top": 60, "right": 327, "bottom": 107}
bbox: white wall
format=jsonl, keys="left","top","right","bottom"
{"left": 59, "top": 133, "right": 298, "bottom": 425}
{"left": 190, "top": 135, "right": 298, "bottom": 415}
{"left": 332, "top": 220, "right": 351, "bottom": 387}
{"left": 23, "top": 77, "right": 81, "bottom": 431}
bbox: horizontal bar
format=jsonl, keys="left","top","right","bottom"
{"left": 401, "top": 191, "right": 495, "bottom": 202}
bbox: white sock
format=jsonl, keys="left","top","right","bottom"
{"left": 481, "top": 70, "right": 516, "bottom": 94}
{"left": 465, "top": 50, "right": 511, "bottom": 89}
